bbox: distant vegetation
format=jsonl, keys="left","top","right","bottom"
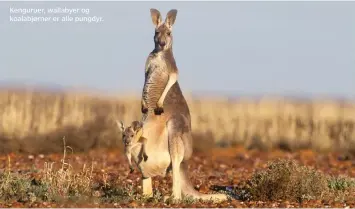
{"left": 0, "top": 88, "right": 354, "bottom": 155}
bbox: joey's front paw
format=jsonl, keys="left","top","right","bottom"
{"left": 143, "top": 154, "right": 148, "bottom": 161}
{"left": 154, "top": 106, "right": 164, "bottom": 115}
{"left": 129, "top": 166, "right": 134, "bottom": 173}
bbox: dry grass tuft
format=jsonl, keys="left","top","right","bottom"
{"left": 41, "top": 138, "right": 94, "bottom": 201}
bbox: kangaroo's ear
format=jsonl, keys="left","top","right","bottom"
{"left": 150, "top": 8, "right": 162, "bottom": 27}
{"left": 165, "top": 9, "right": 177, "bottom": 29}
{"left": 116, "top": 120, "right": 125, "bottom": 133}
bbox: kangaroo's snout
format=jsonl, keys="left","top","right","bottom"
{"left": 159, "top": 41, "right": 166, "bottom": 47}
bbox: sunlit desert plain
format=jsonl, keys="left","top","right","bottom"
{"left": 0, "top": 88, "right": 354, "bottom": 208}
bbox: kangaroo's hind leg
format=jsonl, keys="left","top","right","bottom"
{"left": 166, "top": 115, "right": 187, "bottom": 201}
{"left": 181, "top": 132, "right": 193, "bottom": 160}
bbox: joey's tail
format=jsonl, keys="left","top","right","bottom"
{"left": 179, "top": 161, "right": 228, "bottom": 202}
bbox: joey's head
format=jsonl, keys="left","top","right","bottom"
{"left": 150, "top": 8, "right": 177, "bottom": 52}
{"left": 117, "top": 120, "right": 143, "bottom": 146}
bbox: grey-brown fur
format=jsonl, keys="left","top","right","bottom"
{"left": 117, "top": 120, "right": 148, "bottom": 173}
{"left": 131, "top": 8, "right": 229, "bottom": 202}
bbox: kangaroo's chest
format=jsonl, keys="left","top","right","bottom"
{"left": 143, "top": 56, "right": 169, "bottom": 108}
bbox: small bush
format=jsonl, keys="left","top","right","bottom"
{"left": 328, "top": 175, "right": 355, "bottom": 191}
{"left": 0, "top": 139, "right": 95, "bottom": 204}
{"left": 0, "top": 156, "right": 49, "bottom": 203}
{"left": 245, "top": 159, "right": 355, "bottom": 202}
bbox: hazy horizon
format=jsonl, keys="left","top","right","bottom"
{"left": 0, "top": 1, "right": 354, "bottom": 99}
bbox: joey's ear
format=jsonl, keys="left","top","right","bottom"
{"left": 116, "top": 120, "right": 125, "bottom": 133}
{"left": 165, "top": 9, "right": 177, "bottom": 29}
{"left": 131, "top": 121, "right": 143, "bottom": 132}
{"left": 138, "top": 121, "right": 143, "bottom": 130}
{"left": 150, "top": 8, "right": 162, "bottom": 27}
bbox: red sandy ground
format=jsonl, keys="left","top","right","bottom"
{"left": 0, "top": 146, "right": 354, "bottom": 208}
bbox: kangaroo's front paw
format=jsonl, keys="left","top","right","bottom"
{"left": 141, "top": 106, "right": 148, "bottom": 114}
{"left": 154, "top": 106, "right": 164, "bottom": 115}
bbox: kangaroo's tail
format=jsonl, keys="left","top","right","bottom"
{"left": 179, "top": 161, "right": 228, "bottom": 202}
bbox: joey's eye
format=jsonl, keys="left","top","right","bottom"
{"left": 130, "top": 135, "right": 134, "bottom": 137}
{"left": 167, "top": 32, "right": 171, "bottom": 36}
{"left": 122, "top": 134, "right": 126, "bottom": 138}
{"left": 155, "top": 31, "right": 159, "bottom": 35}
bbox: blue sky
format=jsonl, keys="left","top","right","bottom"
{"left": 0, "top": 1, "right": 354, "bottom": 99}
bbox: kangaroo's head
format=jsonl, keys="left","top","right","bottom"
{"left": 150, "top": 8, "right": 177, "bottom": 52}
{"left": 117, "top": 120, "right": 143, "bottom": 146}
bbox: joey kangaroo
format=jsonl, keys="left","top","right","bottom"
{"left": 132, "top": 8, "right": 229, "bottom": 202}
{"left": 117, "top": 120, "right": 148, "bottom": 173}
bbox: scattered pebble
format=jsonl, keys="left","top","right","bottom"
{"left": 220, "top": 164, "right": 227, "bottom": 169}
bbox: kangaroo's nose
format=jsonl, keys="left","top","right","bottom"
{"left": 159, "top": 41, "right": 166, "bottom": 47}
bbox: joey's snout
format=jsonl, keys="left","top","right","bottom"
{"left": 122, "top": 137, "right": 131, "bottom": 146}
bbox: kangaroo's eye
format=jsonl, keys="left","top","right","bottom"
{"left": 155, "top": 31, "right": 159, "bottom": 35}
{"left": 130, "top": 135, "right": 134, "bottom": 137}
{"left": 122, "top": 134, "right": 126, "bottom": 138}
{"left": 167, "top": 32, "right": 171, "bottom": 36}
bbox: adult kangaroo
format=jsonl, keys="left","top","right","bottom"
{"left": 135, "top": 8, "right": 228, "bottom": 202}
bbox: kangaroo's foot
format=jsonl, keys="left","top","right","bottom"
{"left": 142, "top": 177, "right": 153, "bottom": 198}
{"left": 205, "top": 193, "right": 229, "bottom": 202}
{"left": 163, "top": 195, "right": 182, "bottom": 204}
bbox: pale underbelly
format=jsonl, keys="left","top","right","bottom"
{"left": 131, "top": 121, "right": 171, "bottom": 178}
{"left": 131, "top": 144, "right": 170, "bottom": 178}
